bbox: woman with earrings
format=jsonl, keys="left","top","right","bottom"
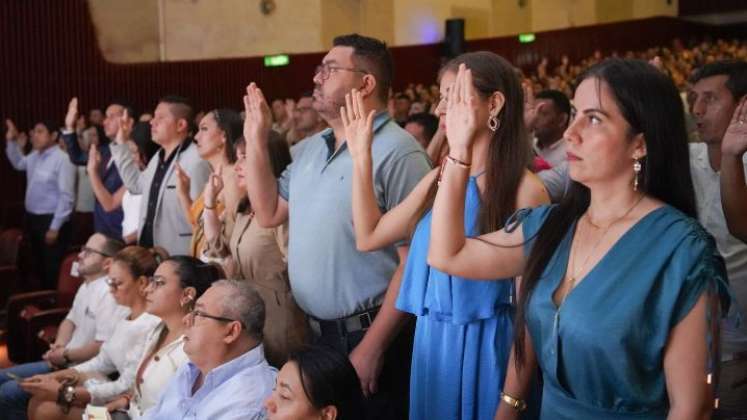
{"left": 203, "top": 132, "right": 309, "bottom": 368}
{"left": 428, "top": 59, "right": 731, "bottom": 419}
{"left": 174, "top": 109, "right": 244, "bottom": 260}
{"left": 23, "top": 246, "right": 165, "bottom": 420}
{"left": 340, "top": 51, "right": 549, "bottom": 419}
{"left": 104, "top": 256, "right": 223, "bottom": 419}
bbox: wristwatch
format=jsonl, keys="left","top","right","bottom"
{"left": 63, "top": 385, "right": 76, "bottom": 403}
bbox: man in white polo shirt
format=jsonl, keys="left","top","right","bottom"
{"left": 0, "top": 233, "right": 128, "bottom": 420}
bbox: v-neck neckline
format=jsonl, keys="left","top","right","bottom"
{"left": 550, "top": 205, "right": 667, "bottom": 311}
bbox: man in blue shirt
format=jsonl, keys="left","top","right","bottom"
{"left": 144, "top": 280, "right": 276, "bottom": 420}
{"left": 5, "top": 119, "right": 76, "bottom": 289}
{"left": 244, "top": 34, "right": 431, "bottom": 418}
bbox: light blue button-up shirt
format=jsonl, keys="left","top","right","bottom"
{"left": 143, "top": 344, "right": 276, "bottom": 420}
{"left": 277, "top": 112, "right": 432, "bottom": 319}
{"left": 5, "top": 142, "right": 76, "bottom": 230}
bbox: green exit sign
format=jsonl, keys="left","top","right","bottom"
{"left": 264, "top": 54, "right": 290, "bottom": 67}
{"left": 518, "top": 33, "right": 536, "bottom": 43}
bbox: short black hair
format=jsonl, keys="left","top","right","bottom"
{"left": 158, "top": 95, "right": 194, "bottom": 125}
{"left": 395, "top": 93, "right": 411, "bottom": 102}
{"left": 333, "top": 34, "right": 393, "bottom": 103}
{"left": 690, "top": 60, "right": 747, "bottom": 101}
{"left": 535, "top": 89, "right": 571, "bottom": 119}
{"left": 289, "top": 345, "right": 365, "bottom": 420}
{"left": 108, "top": 99, "right": 137, "bottom": 121}
{"left": 405, "top": 112, "right": 439, "bottom": 141}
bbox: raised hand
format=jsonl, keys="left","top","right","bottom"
{"left": 204, "top": 164, "right": 225, "bottom": 207}
{"left": 445, "top": 63, "right": 479, "bottom": 155}
{"left": 284, "top": 99, "right": 296, "bottom": 119}
{"left": 65, "top": 97, "right": 79, "bottom": 131}
{"left": 243, "top": 83, "right": 273, "bottom": 149}
{"left": 16, "top": 132, "right": 28, "bottom": 149}
{"left": 174, "top": 163, "right": 191, "bottom": 196}
{"left": 722, "top": 95, "right": 747, "bottom": 157}
{"left": 5, "top": 119, "right": 19, "bottom": 141}
{"left": 87, "top": 143, "right": 102, "bottom": 176}
{"left": 522, "top": 80, "right": 542, "bottom": 130}
{"left": 115, "top": 108, "right": 134, "bottom": 144}
{"left": 340, "top": 89, "right": 376, "bottom": 161}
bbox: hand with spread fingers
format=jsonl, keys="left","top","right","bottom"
{"left": 722, "top": 95, "right": 747, "bottom": 157}
{"left": 174, "top": 163, "right": 191, "bottom": 197}
{"left": 65, "top": 97, "right": 79, "bottom": 132}
{"left": 204, "top": 163, "right": 224, "bottom": 208}
{"left": 243, "top": 82, "right": 273, "bottom": 149}
{"left": 445, "top": 63, "right": 479, "bottom": 155}
{"left": 340, "top": 89, "right": 377, "bottom": 162}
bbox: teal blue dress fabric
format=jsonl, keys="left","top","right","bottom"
{"left": 520, "top": 205, "right": 728, "bottom": 419}
{"left": 397, "top": 176, "right": 516, "bottom": 420}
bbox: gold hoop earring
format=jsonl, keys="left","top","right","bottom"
{"left": 633, "top": 157, "right": 642, "bottom": 191}
{"left": 488, "top": 115, "right": 500, "bottom": 132}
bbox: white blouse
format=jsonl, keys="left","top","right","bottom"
{"left": 125, "top": 323, "right": 189, "bottom": 419}
{"left": 73, "top": 312, "right": 161, "bottom": 404}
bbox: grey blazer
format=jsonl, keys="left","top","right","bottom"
{"left": 110, "top": 140, "right": 210, "bottom": 255}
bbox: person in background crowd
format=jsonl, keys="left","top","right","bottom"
{"left": 174, "top": 108, "right": 243, "bottom": 260}
{"left": 286, "top": 92, "right": 327, "bottom": 146}
{"left": 526, "top": 89, "right": 571, "bottom": 169}
{"left": 204, "top": 132, "right": 309, "bottom": 367}
{"left": 687, "top": 60, "right": 747, "bottom": 418}
{"left": 119, "top": 122, "right": 159, "bottom": 245}
{"left": 61, "top": 98, "right": 129, "bottom": 241}
{"left": 110, "top": 95, "right": 211, "bottom": 255}
{"left": 243, "top": 33, "right": 431, "bottom": 419}
{"left": 23, "top": 246, "right": 164, "bottom": 420}
{"left": 5, "top": 118, "right": 76, "bottom": 290}
{"left": 392, "top": 93, "right": 411, "bottom": 127}
{"left": 88, "top": 109, "right": 104, "bottom": 127}
{"left": 0, "top": 234, "right": 127, "bottom": 420}
{"left": 428, "top": 58, "right": 729, "bottom": 419}
{"left": 271, "top": 99, "right": 293, "bottom": 137}
{"left": 341, "top": 52, "right": 548, "bottom": 419}
{"left": 404, "top": 112, "right": 439, "bottom": 150}
{"left": 143, "top": 280, "right": 277, "bottom": 419}
{"left": 265, "top": 345, "right": 365, "bottom": 420}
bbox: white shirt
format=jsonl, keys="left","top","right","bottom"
{"left": 122, "top": 190, "right": 142, "bottom": 237}
{"left": 533, "top": 137, "right": 567, "bottom": 168}
{"left": 65, "top": 276, "right": 129, "bottom": 349}
{"left": 126, "top": 323, "right": 189, "bottom": 419}
{"left": 74, "top": 312, "right": 161, "bottom": 404}
{"left": 690, "top": 142, "right": 747, "bottom": 355}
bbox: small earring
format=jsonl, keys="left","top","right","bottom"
{"left": 633, "top": 157, "right": 642, "bottom": 191}
{"left": 488, "top": 115, "right": 500, "bottom": 132}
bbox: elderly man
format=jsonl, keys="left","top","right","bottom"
{"left": 144, "top": 280, "right": 276, "bottom": 420}
{"left": 0, "top": 233, "right": 127, "bottom": 420}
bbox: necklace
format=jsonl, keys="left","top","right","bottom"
{"left": 555, "top": 194, "right": 645, "bottom": 314}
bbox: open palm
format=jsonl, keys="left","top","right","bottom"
{"left": 243, "top": 83, "right": 272, "bottom": 149}
{"left": 722, "top": 96, "right": 747, "bottom": 157}
{"left": 340, "top": 89, "right": 376, "bottom": 161}
{"left": 445, "top": 63, "right": 479, "bottom": 153}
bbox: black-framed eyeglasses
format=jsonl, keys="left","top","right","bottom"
{"left": 314, "top": 63, "right": 367, "bottom": 81}
{"left": 187, "top": 310, "right": 245, "bottom": 330}
{"left": 81, "top": 246, "right": 111, "bottom": 258}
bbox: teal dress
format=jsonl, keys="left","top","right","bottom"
{"left": 520, "top": 205, "right": 729, "bottom": 419}
{"left": 396, "top": 176, "right": 517, "bottom": 420}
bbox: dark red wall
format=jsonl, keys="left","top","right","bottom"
{"left": 1, "top": 0, "right": 743, "bottom": 223}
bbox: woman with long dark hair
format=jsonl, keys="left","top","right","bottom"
{"left": 340, "top": 51, "right": 548, "bottom": 419}
{"left": 428, "top": 59, "right": 730, "bottom": 419}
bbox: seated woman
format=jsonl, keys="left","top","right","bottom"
{"left": 174, "top": 109, "right": 244, "bottom": 260}
{"left": 265, "top": 345, "right": 365, "bottom": 420}
{"left": 105, "top": 256, "right": 223, "bottom": 419}
{"left": 22, "top": 246, "right": 164, "bottom": 420}
{"left": 203, "top": 132, "right": 309, "bottom": 367}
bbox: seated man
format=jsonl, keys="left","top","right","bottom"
{"left": 144, "top": 280, "right": 276, "bottom": 420}
{"left": 0, "top": 233, "right": 128, "bottom": 420}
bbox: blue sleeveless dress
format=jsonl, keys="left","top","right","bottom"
{"left": 397, "top": 176, "right": 517, "bottom": 420}
{"left": 520, "top": 205, "right": 729, "bottom": 419}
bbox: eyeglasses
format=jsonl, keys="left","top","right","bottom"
{"left": 314, "top": 63, "right": 367, "bottom": 81}
{"left": 81, "top": 246, "right": 111, "bottom": 258}
{"left": 186, "top": 309, "right": 245, "bottom": 330}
